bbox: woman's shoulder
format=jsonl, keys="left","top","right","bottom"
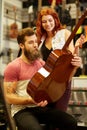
{"left": 54, "top": 29, "right": 66, "bottom": 38}
{"left": 56, "top": 28, "right": 66, "bottom": 35}
{"left": 58, "top": 28, "right": 71, "bottom": 34}
{"left": 65, "top": 28, "right": 71, "bottom": 33}
{"left": 64, "top": 28, "right": 71, "bottom": 40}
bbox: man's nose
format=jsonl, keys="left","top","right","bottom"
{"left": 34, "top": 42, "right": 38, "bottom": 47}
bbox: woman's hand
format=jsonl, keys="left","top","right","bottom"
{"left": 71, "top": 54, "right": 82, "bottom": 68}
{"left": 72, "top": 34, "right": 85, "bottom": 68}
{"left": 75, "top": 34, "right": 86, "bottom": 48}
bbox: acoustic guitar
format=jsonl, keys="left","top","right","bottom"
{"left": 51, "top": 0, "right": 71, "bottom": 26}
{"left": 9, "top": 6, "right": 18, "bottom": 39}
{"left": 60, "top": 0, "right": 71, "bottom": 26}
{"left": 73, "top": 0, "right": 83, "bottom": 42}
{"left": 27, "top": 9, "right": 87, "bottom": 103}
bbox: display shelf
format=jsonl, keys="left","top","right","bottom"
{"left": 67, "top": 77, "right": 87, "bottom": 127}
{"left": 71, "top": 88, "right": 87, "bottom": 91}
{"left": 69, "top": 100, "right": 87, "bottom": 106}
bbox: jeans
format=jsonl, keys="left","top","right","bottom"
{"left": 14, "top": 106, "right": 77, "bottom": 130}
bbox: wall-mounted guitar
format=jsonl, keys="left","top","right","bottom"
{"left": 27, "top": 8, "right": 87, "bottom": 104}
{"left": 61, "top": 0, "right": 71, "bottom": 26}
{"left": 52, "top": 0, "right": 71, "bottom": 26}
{"left": 38, "top": 0, "right": 42, "bottom": 12}
{"left": 9, "top": 6, "right": 18, "bottom": 39}
{"left": 49, "top": 0, "right": 62, "bottom": 7}
{"left": 74, "top": 0, "right": 83, "bottom": 42}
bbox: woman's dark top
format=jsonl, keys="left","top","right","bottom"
{"left": 41, "top": 43, "right": 52, "bottom": 61}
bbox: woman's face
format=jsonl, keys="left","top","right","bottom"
{"left": 41, "top": 15, "right": 55, "bottom": 32}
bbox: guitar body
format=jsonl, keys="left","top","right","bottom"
{"left": 9, "top": 23, "right": 18, "bottom": 38}
{"left": 27, "top": 49, "right": 74, "bottom": 103}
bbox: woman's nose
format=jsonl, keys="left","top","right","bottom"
{"left": 46, "top": 21, "right": 50, "bottom": 25}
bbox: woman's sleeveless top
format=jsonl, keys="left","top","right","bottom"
{"left": 40, "top": 29, "right": 66, "bottom": 61}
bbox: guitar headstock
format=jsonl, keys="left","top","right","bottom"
{"left": 76, "top": 0, "right": 80, "bottom": 7}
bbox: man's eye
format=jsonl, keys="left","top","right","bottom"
{"left": 28, "top": 41, "right": 33, "bottom": 44}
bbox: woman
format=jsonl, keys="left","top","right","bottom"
{"left": 36, "top": 7, "right": 85, "bottom": 112}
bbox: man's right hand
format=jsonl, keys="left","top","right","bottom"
{"left": 37, "top": 100, "right": 48, "bottom": 107}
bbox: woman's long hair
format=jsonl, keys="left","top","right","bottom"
{"left": 36, "top": 7, "right": 64, "bottom": 44}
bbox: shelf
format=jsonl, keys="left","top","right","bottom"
{"left": 71, "top": 88, "right": 87, "bottom": 91}
{"left": 69, "top": 100, "right": 87, "bottom": 107}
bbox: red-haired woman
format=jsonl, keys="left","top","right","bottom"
{"left": 36, "top": 7, "right": 85, "bottom": 112}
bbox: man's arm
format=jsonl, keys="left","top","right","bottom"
{"left": 4, "top": 81, "right": 36, "bottom": 105}
{"left": 4, "top": 81, "right": 48, "bottom": 107}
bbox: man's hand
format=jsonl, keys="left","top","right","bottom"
{"left": 37, "top": 100, "right": 48, "bottom": 107}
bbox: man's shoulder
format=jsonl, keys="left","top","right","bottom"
{"left": 4, "top": 58, "right": 21, "bottom": 81}
{"left": 5, "top": 58, "right": 21, "bottom": 70}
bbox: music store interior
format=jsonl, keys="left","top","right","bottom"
{"left": 0, "top": 0, "right": 87, "bottom": 130}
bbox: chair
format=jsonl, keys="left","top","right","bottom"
{"left": 0, "top": 76, "right": 16, "bottom": 130}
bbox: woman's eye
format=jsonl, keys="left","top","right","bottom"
{"left": 49, "top": 19, "right": 52, "bottom": 22}
{"left": 42, "top": 21, "right": 46, "bottom": 23}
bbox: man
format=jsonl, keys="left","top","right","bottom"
{"left": 4, "top": 27, "right": 77, "bottom": 130}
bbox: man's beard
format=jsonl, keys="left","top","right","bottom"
{"left": 24, "top": 48, "right": 41, "bottom": 61}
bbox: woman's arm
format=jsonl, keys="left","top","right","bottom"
{"left": 65, "top": 29, "right": 85, "bottom": 80}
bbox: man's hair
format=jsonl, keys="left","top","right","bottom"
{"left": 17, "top": 27, "right": 35, "bottom": 57}
{"left": 17, "top": 27, "right": 35, "bottom": 45}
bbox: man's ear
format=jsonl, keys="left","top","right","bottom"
{"left": 19, "top": 43, "right": 24, "bottom": 49}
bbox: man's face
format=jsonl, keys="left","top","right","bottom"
{"left": 23, "top": 34, "right": 41, "bottom": 61}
